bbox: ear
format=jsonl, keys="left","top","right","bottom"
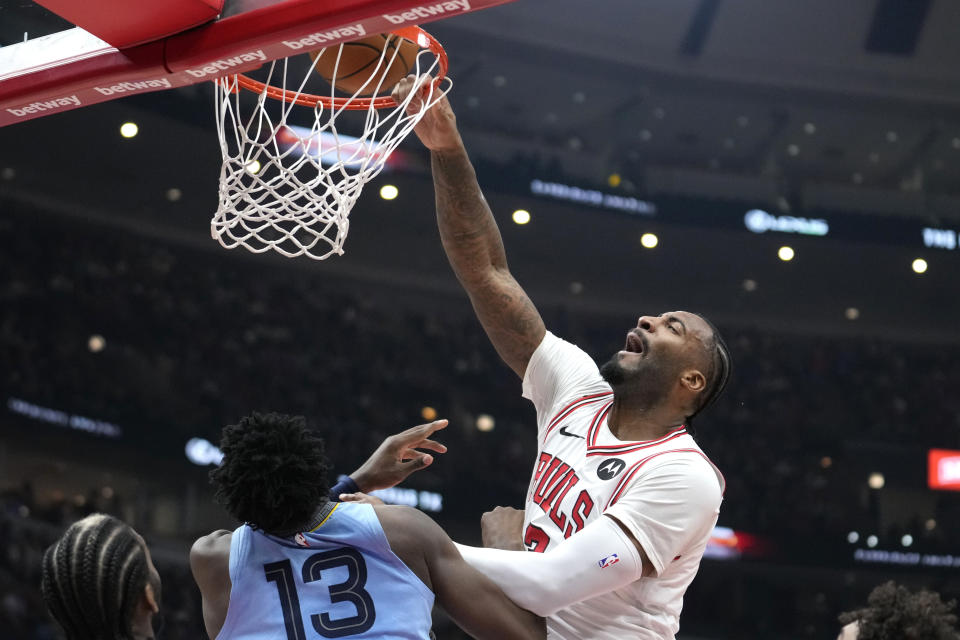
{"left": 680, "top": 369, "right": 706, "bottom": 394}
{"left": 143, "top": 582, "right": 159, "bottom": 614}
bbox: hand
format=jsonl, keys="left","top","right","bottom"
{"left": 481, "top": 506, "right": 526, "bottom": 551}
{"left": 349, "top": 419, "right": 448, "bottom": 492}
{"left": 339, "top": 492, "right": 385, "bottom": 506}
{"left": 392, "top": 74, "right": 463, "bottom": 152}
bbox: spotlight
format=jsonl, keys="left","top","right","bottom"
{"left": 640, "top": 233, "right": 658, "bottom": 249}
{"left": 901, "top": 534, "right": 913, "bottom": 547}
{"left": 379, "top": 184, "right": 399, "bottom": 200}
{"left": 512, "top": 209, "right": 531, "bottom": 225}
{"left": 866, "top": 535, "right": 878, "bottom": 548}
{"left": 119, "top": 122, "right": 139, "bottom": 138}
{"left": 912, "top": 258, "right": 928, "bottom": 274}
{"left": 778, "top": 246, "right": 795, "bottom": 261}
{"left": 847, "top": 531, "right": 859, "bottom": 544}
{"left": 88, "top": 335, "right": 106, "bottom": 353}
{"left": 476, "top": 414, "right": 495, "bottom": 432}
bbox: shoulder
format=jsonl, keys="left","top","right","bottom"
{"left": 190, "top": 530, "right": 233, "bottom": 584}
{"left": 373, "top": 504, "right": 441, "bottom": 540}
{"left": 617, "top": 451, "right": 723, "bottom": 509}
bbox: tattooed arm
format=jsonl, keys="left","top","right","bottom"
{"left": 393, "top": 76, "right": 545, "bottom": 378}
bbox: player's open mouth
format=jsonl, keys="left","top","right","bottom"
{"left": 624, "top": 331, "right": 646, "bottom": 355}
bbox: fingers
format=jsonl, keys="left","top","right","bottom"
{"left": 389, "top": 419, "right": 448, "bottom": 449}
{"left": 340, "top": 492, "right": 385, "bottom": 506}
{"left": 391, "top": 73, "right": 433, "bottom": 108}
{"left": 400, "top": 453, "right": 434, "bottom": 470}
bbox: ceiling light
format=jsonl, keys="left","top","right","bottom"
{"left": 820, "top": 456, "right": 833, "bottom": 468}
{"left": 866, "top": 535, "right": 878, "bottom": 548}
{"left": 852, "top": 172, "right": 863, "bottom": 184}
{"left": 845, "top": 307, "right": 859, "bottom": 320}
{"left": 512, "top": 209, "right": 531, "bottom": 225}
{"left": 742, "top": 279, "right": 757, "bottom": 292}
{"left": 787, "top": 144, "right": 800, "bottom": 156}
{"left": 379, "top": 184, "right": 399, "bottom": 200}
{"left": 244, "top": 159, "right": 261, "bottom": 175}
{"left": 421, "top": 406, "right": 437, "bottom": 421}
{"left": 778, "top": 246, "right": 795, "bottom": 261}
{"left": 912, "top": 258, "right": 928, "bottom": 274}
{"left": 901, "top": 534, "right": 913, "bottom": 547}
{"left": 569, "top": 281, "right": 584, "bottom": 295}
{"left": 640, "top": 233, "right": 658, "bottom": 249}
{"left": 119, "top": 122, "right": 138, "bottom": 138}
{"left": 653, "top": 107, "right": 665, "bottom": 119}
{"left": 869, "top": 152, "right": 880, "bottom": 163}
{"left": 166, "top": 188, "right": 182, "bottom": 202}
{"left": 886, "top": 131, "right": 898, "bottom": 143}
{"left": 803, "top": 122, "right": 816, "bottom": 135}
{"left": 639, "top": 129, "right": 652, "bottom": 141}
{"left": 847, "top": 531, "right": 859, "bottom": 544}
{"left": 736, "top": 115, "right": 749, "bottom": 127}
{"left": 572, "top": 91, "right": 586, "bottom": 103}
{"left": 476, "top": 414, "right": 495, "bottom": 432}
{"left": 607, "top": 173, "right": 621, "bottom": 188}
{"left": 868, "top": 472, "right": 885, "bottom": 489}
{"left": 87, "top": 335, "right": 105, "bottom": 353}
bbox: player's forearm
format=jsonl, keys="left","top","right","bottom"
{"left": 454, "top": 517, "right": 644, "bottom": 617}
{"left": 431, "top": 146, "right": 509, "bottom": 283}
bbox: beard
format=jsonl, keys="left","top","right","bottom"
{"left": 600, "top": 352, "right": 676, "bottom": 408}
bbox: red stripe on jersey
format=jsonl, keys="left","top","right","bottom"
{"left": 586, "top": 402, "right": 614, "bottom": 446}
{"left": 542, "top": 392, "right": 613, "bottom": 442}
{"left": 586, "top": 428, "right": 688, "bottom": 457}
{"left": 604, "top": 448, "right": 724, "bottom": 510}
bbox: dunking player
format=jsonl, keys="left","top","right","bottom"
{"left": 393, "top": 76, "right": 732, "bottom": 639}
{"left": 190, "top": 412, "right": 545, "bottom": 640}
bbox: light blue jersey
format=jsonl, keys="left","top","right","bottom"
{"left": 216, "top": 502, "right": 434, "bottom": 640}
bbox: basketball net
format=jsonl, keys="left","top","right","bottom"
{"left": 212, "top": 29, "right": 449, "bottom": 260}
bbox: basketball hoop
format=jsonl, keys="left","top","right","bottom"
{"left": 212, "top": 26, "right": 449, "bottom": 260}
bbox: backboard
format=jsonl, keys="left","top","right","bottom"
{"left": 0, "top": 0, "right": 514, "bottom": 127}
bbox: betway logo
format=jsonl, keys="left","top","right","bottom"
{"left": 284, "top": 23, "right": 367, "bottom": 50}
{"left": 95, "top": 78, "right": 172, "bottom": 96}
{"left": 383, "top": 0, "right": 471, "bottom": 24}
{"left": 6, "top": 94, "right": 80, "bottom": 117}
{"left": 744, "top": 209, "right": 829, "bottom": 236}
{"left": 185, "top": 50, "right": 267, "bottom": 78}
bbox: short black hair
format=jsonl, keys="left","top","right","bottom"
{"left": 41, "top": 514, "right": 150, "bottom": 640}
{"left": 210, "top": 412, "right": 331, "bottom": 534}
{"left": 687, "top": 313, "right": 732, "bottom": 422}
{"left": 839, "top": 581, "right": 960, "bottom": 639}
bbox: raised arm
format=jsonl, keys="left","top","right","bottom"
{"left": 394, "top": 77, "right": 545, "bottom": 378}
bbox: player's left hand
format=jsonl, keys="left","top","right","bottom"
{"left": 349, "top": 419, "right": 448, "bottom": 492}
{"left": 481, "top": 506, "right": 526, "bottom": 551}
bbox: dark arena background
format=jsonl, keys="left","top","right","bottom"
{"left": 2, "top": 1, "right": 960, "bottom": 638}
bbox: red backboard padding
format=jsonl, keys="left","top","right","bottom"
{"left": 33, "top": 0, "right": 224, "bottom": 49}
{"left": 0, "top": 0, "right": 515, "bottom": 127}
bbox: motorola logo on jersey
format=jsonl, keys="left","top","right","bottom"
{"left": 597, "top": 458, "right": 626, "bottom": 480}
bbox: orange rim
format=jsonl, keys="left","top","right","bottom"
{"left": 226, "top": 26, "right": 447, "bottom": 110}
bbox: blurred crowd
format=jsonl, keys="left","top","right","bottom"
{"left": 2, "top": 202, "right": 960, "bottom": 637}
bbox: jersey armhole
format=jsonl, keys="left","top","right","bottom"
{"left": 369, "top": 506, "right": 435, "bottom": 603}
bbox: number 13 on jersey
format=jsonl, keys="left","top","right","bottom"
{"left": 264, "top": 547, "right": 377, "bottom": 639}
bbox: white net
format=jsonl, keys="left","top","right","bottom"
{"left": 212, "top": 31, "right": 449, "bottom": 260}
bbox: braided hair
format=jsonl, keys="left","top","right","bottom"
{"left": 41, "top": 514, "right": 153, "bottom": 640}
{"left": 687, "top": 313, "right": 732, "bottom": 424}
{"left": 839, "top": 581, "right": 960, "bottom": 639}
{"left": 210, "top": 412, "right": 331, "bottom": 534}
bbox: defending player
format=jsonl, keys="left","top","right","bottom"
{"left": 190, "top": 412, "right": 545, "bottom": 640}
{"left": 393, "top": 76, "right": 731, "bottom": 639}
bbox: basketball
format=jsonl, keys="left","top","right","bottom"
{"left": 309, "top": 34, "right": 419, "bottom": 96}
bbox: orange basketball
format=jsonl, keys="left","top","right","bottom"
{"left": 309, "top": 33, "right": 419, "bottom": 96}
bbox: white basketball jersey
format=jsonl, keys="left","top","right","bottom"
{"left": 521, "top": 332, "right": 725, "bottom": 640}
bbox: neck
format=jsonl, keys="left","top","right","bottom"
{"left": 131, "top": 616, "right": 154, "bottom": 640}
{"left": 607, "top": 393, "right": 685, "bottom": 441}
